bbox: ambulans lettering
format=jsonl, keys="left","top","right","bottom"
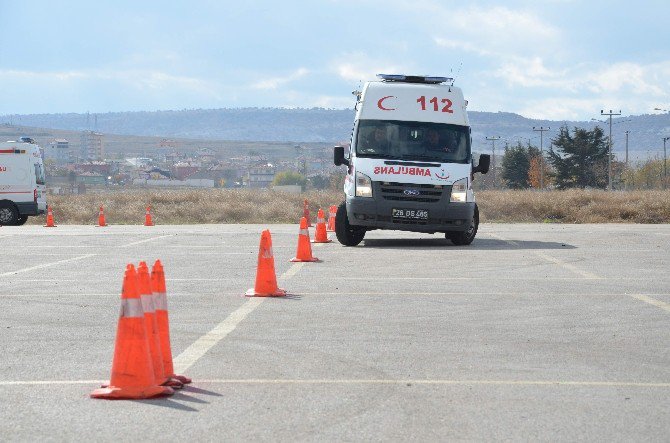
{"left": 0, "top": 166, "right": 6, "bottom": 172}
{"left": 373, "top": 166, "right": 432, "bottom": 177}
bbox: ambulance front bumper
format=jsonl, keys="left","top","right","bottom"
{"left": 346, "top": 190, "right": 475, "bottom": 234}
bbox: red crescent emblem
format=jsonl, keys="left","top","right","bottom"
{"left": 377, "top": 96, "right": 396, "bottom": 111}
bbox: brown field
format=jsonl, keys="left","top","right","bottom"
{"left": 27, "top": 189, "right": 670, "bottom": 225}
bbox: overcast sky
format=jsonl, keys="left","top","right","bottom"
{"left": 1, "top": 0, "right": 669, "bottom": 120}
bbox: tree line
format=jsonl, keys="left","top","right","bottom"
{"left": 478, "top": 125, "right": 668, "bottom": 190}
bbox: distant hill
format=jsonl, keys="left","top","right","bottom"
{"left": 3, "top": 108, "right": 670, "bottom": 158}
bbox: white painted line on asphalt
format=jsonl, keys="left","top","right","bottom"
{"left": 337, "top": 277, "right": 603, "bottom": 281}
{"left": 489, "top": 232, "right": 602, "bottom": 280}
{"left": 192, "top": 379, "right": 670, "bottom": 388}
{"left": 0, "top": 254, "right": 96, "bottom": 278}
{"left": 172, "top": 261, "right": 305, "bottom": 374}
{"left": 1, "top": 379, "right": 668, "bottom": 388}
{"left": 172, "top": 297, "right": 265, "bottom": 374}
{"left": 629, "top": 294, "right": 670, "bottom": 313}
{"left": 0, "top": 380, "right": 105, "bottom": 386}
{"left": 119, "top": 234, "right": 173, "bottom": 247}
{"left": 533, "top": 252, "right": 603, "bottom": 280}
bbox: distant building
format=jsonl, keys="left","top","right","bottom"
{"left": 76, "top": 171, "right": 106, "bottom": 185}
{"left": 246, "top": 164, "right": 276, "bottom": 188}
{"left": 44, "top": 139, "right": 70, "bottom": 165}
{"left": 171, "top": 162, "right": 200, "bottom": 180}
{"left": 76, "top": 161, "right": 112, "bottom": 176}
{"left": 80, "top": 131, "right": 104, "bottom": 161}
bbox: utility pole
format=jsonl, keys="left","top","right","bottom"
{"left": 486, "top": 136, "right": 501, "bottom": 188}
{"left": 532, "top": 126, "right": 550, "bottom": 189}
{"left": 624, "top": 131, "right": 630, "bottom": 191}
{"left": 664, "top": 137, "right": 669, "bottom": 190}
{"left": 601, "top": 109, "right": 621, "bottom": 190}
{"left": 624, "top": 131, "right": 630, "bottom": 167}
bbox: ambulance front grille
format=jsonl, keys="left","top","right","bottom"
{"left": 377, "top": 182, "right": 448, "bottom": 203}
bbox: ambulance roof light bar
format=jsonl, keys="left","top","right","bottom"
{"left": 376, "top": 74, "right": 453, "bottom": 84}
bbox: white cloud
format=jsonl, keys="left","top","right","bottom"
{"left": 429, "top": 5, "right": 562, "bottom": 58}
{"left": 330, "top": 52, "right": 409, "bottom": 82}
{"left": 251, "top": 68, "right": 309, "bottom": 90}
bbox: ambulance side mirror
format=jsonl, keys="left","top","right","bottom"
{"left": 473, "top": 154, "right": 490, "bottom": 174}
{"left": 334, "top": 145, "right": 349, "bottom": 167}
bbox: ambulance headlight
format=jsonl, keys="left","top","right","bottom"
{"left": 355, "top": 171, "right": 373, "bottom": 197}
{"left": 450, "top": 178, "right": 468, "bottom": 203}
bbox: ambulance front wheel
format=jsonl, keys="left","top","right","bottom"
{"left": 446, "top": 205, "right": 479, "bottom": 246}
{"left": 0, "top": 202, "right": 19, "bottom": 226}
{"left": 335, "top": 202, "right": 366, "bottom": 246}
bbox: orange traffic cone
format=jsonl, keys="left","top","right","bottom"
{"left": 90, "top": 264, "right": 174, "bottom": 399}
{"left": 152, "top": 260, "right": 191, "bottom": 385}
{"left": 97, "top": 206, "right": 107, "bottom": 227}
{"left": 303, "top": 199, "right": 312, "bottom": 227}
{"left": 137, "top": 261, "right": 171, "bottom": 387}
{"left": 246, "top": 230, "right": 287, "bottom": 297}
{"left": 144, "top": 206, "right": 154, "bottom": 226}
{"left": 44, "top": 205, "right": 56, "bottom": 227}
{"left": 313, "top": 209, "right": 332, "bottom": 243}
{"left": 291, "top": 217, "right": 319, "bottom": 262}
{"left": 327, "top": 205, "right": 336, "bottom": 232}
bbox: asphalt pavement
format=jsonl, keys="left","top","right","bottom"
{"left": 0, "top": 223, "right": 668, "bottom": 441}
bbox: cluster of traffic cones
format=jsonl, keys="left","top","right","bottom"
{"left": 91, "top": 260, "right": 190, "bottom": 400}
{"left": 42, "top": 205, "right": 156, "bottom": 227}
{"left": 245, "top": 200, "right": 338, "bottom": 298}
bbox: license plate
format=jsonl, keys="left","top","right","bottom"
{"left": 392, "top": 208, "right": 428, "bottom": 220}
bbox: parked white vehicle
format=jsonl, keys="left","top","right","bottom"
{"left": 333, "top": 74, "right": 490, "bottom": 246}
{"left": 0, "top": 138, "right": 47, "bottom": 225}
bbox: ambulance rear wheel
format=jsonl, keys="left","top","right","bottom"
{"left": 16, "top": 215, "right": 28, "bottom": 226}
{"left": 0, "top": 202, "right": 19, "bottom": 226}
{"left": 447, "top": 205, "right": 478, "bottom": 246}
{"left": 335, "top": 202, "right": 365, "bottom": 246}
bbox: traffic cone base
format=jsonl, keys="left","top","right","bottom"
{"left": 290, "top": 255, "right": 320, "bottom": 262}
{"left": 173, "top": 374, "right": 192, "bottom": 384}
{"left": 245, "top": 286, "right": 287, "bottom": 297}
{"left": 90, "top": 385, "right": 173, "bottom": 400}
{"left": 311, "top": 238, "right": 332, "bottom": 243}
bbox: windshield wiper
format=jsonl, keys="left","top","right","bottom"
{"left": 357, "top": 153, "right": 404, "bottom": 159}
{"left": 401, "top": 155, "right": 441, "bottom": 161}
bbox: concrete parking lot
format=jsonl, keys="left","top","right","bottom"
{"left": 0, "top": 223, "right": 668, "bottom": 441}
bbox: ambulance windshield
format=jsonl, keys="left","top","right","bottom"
{"left": 356, "top": 119, "right": 470, "bottom": 163}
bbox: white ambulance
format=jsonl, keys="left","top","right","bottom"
{"left": 333, "top": 74, "right": 490, "bottom": 246}
{"left": 0, "top": 138, "right": 47, "bottom": 225}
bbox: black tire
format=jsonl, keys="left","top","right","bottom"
{"left": 335, "top": 201, "right": 365, "bottom": 246}
{"left": 16, "top": 215, "right": 28, "bottom": 226}
{"left": 0, "top": 202, "right": 19, "bottom": 226}
{"left": 446, "top": 205, "right": 479, "bottom": 246}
